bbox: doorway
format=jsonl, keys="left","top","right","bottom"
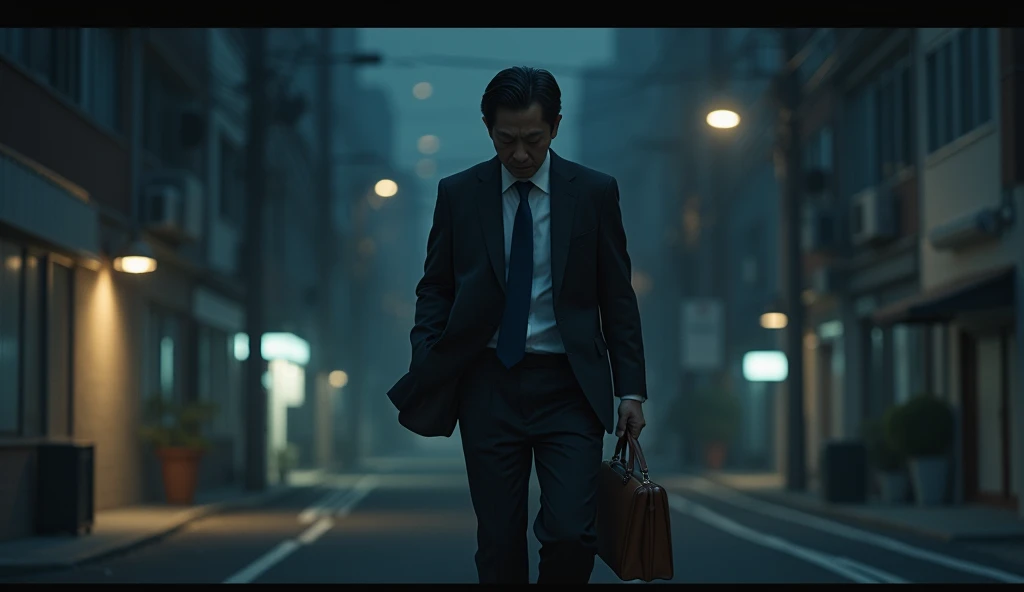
{"left": 960, "top": 329, "right": 1017, "bottom": 509}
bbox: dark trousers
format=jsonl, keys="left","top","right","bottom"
{"left": 458, "top": 349, "right": 605, "bottom": 584}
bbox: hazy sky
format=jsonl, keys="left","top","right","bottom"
{"left": 356, "top": 28, "right": 615, "bottom": 197}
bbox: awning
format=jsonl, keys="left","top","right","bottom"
{"left": 871, "top": 265, "right": 1015, "bottom": 326}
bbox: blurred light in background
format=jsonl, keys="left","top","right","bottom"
{"left": 706, "top": 109, "right": 741, "bottom": 129}
{"left": 329, "top": 370, "right": 349, "bottom": 388}
{"left": 416, "top": 158, "right": 437, "bottom": 179}
{"left": 412, "top": 81, "right": 433, "bottom": 100}
{"left": 742, "top": 350, "right": 789, "bottom": 382}
{"left": 417, "top": 134, "right": 440, "bottom": 155}
{"left": 759, "top": 312, "right": 788, "bottom": 330}
{"left": 374, "top": 178, "right": 398, "bottom": 198}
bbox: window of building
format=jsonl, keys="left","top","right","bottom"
{"left": 926, "top": 28, "right": 993, "bottom": 154}
{"left": 0, "top": 241, "right": 22, "bottom": 435}
{"left": 874, "top": 59, "right": 914, "bottom": 182}
{"left": 21, "top": 253, "right": 43, "bottom": 437}
{"left": 1, "top": 28, "right": 123, "bottom": 132}
{"left": 147, "top": 307, "right": 184, "bottom": 402}
{"left": 82, "top": 28, "right": 125, "bottom": 133}
{"left": 143, "top": 50, "right": 194, "bottom": 169}
{"left": 219, "top": 137, "right": 245, "bottom": 225}
{"left": 198, "top": 325, "right": 238, "bottom": 437}
{"left": 892, "top": 325, "right": 928, "bottom": 404}
{"left": 0, "top": 242, "right": 75, "bottom": 438}
{"left": 48, "top": 260, "right": 74, "bottom": 438}
{"left": 844, "top": 57, "right": 915, "bottom": 198}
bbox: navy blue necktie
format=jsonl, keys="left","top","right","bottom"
{"left": 496, "top": 181, "right": 535, "bottom": 368}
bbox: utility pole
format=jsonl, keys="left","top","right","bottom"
{"left": 776, "top": 27, "right": 807, "bottom": 492}
{"left": 243, "top": 27, "right": 269, "bottom": 492}
{"left": 315, "top": 27, "right": 336, "bottom": 471}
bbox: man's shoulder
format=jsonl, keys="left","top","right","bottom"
{"left": 561, "top": 157, "right": 615, "bottom": 187}
{"left": 438, "top": 158, "right": 495, "bottom": 190}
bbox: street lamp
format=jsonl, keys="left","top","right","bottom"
{"left": 706, "top": 109, "right": 741, "bottom": 129}
{"left": 112, "top": 238, "right": 158, "bottom": 274}
{"left": 760, "top": 298, "right": 789, "bottom": 329}
{"left": 374, "top": 179, "right": 398, "bottom": 198}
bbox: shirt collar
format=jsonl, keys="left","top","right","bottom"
{"left": 500, "top": 150, "right": 551, "bottom": 195}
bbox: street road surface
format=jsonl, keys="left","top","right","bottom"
{"left": 6, "top": 468, "right": 1024, "bottom": 584}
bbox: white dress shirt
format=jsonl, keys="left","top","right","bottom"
{"left": 487, "top": 151, "right": 644, "bottom": 404}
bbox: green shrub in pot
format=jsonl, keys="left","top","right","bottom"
{"left": 885, "top": 395, "right": 955, "bottom": 458}
{"left": 885, "top": 394, "right": 955, "bottom": 506}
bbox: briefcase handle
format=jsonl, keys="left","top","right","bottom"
{"left": 611, "top": 432, "right": 651, "bottom": 484}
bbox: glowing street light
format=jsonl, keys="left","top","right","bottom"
{"left": 706, "top": 109, "right": 741, "bottom": 129}
{"left": 374, "top": 179, "right": 398, "bottom": 198}
{"left": 412, "top": 81, "right": 433, "bottom": 100}
{"left": 760, "top": 312, "right": 788, "bottom": 330}
{"left": 113, "top": 238, "right": 158, "bottom": 274}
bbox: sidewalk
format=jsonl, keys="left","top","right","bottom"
{"left": 0, "top": 470, "right": 324, "bottom": 578}
{"left": 699, "top": 471, "right": 1024, "bottom": 542}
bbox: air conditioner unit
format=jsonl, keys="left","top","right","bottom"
{"left": 142, "top": 170, "right": 204, "bottom": 243}
{"left": 849, "top": 187, "right": 896, "bottom": 248}
{"left": 802, "top": 204, "right": 838, "bottom": 253}
{"left": 811, "top": 266, "right": 843, "bottom": 295}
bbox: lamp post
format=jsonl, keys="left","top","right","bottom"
{"left": 243, "top": 27, "right": 270, "bottom": 492}
{"left": 705, "top": 27, "right": 807, "bottom": 492}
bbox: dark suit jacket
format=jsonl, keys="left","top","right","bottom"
{"left": 386, "top": 150, "right": 646, "bottom": 437}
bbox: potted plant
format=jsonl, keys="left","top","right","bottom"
{"left": 886, "top": 394, "right": 955, "bottom": 506}
{"left": 140, "top": 395, "right": 219, "bottom": 506}
{"left": 864, "top": 409, "right": 908, "bottom": 504}
{"left": 682, "top": 389, "right": 742, "bottom": 470}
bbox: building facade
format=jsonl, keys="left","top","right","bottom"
{"left": 0, "top": 27, "right": 358, "bottom": 541}
{"left": 872, "top": 27, "right": 1023, "bottom": 514}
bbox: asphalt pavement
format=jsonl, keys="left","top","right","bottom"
{"left": 5, "top": 470, "right": 1024, "bottom": 584}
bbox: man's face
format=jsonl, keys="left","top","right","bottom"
{"left": 485, "top": 103, "right": 561, "bottom": 179}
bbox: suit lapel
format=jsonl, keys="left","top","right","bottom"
{"left": 477, "top": 157, "right": 506, "bottom": 292}
{"left": 548, "top": 150, "right": 577, "bottom": 304}
{"left": 476, "top": 152, "right": 578, "bottom": 300}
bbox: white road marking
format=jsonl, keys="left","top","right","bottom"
{"left": 834, "top": 557, "right": 909, "bottom": 584}
{"left": 297, "top": 517, "right": 334, "bottom": 545}
{"left": 223, "top": 476, "right": 381, "bottom": 584}
{"left": 687, "top": 477, "right": 1024, "bottom": 584}
{"left": 223, "top": 540, "right": 300, "bottom": 584}
{"left": 298, "top": 487, "right": 351, "bottom": 525}
{"left": 669, "top": 493, "right": 906, "bottom": 584}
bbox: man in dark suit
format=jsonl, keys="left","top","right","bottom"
{"left": 387, "top": 66, "right": 647, "bottom": 584}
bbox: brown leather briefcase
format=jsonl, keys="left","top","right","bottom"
{"left": 596, "top": 433, "right": 674, "bottom": 582}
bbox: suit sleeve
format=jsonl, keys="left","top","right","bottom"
{"left": 596, "top": 177, "right": 648, "bottom": 399}
{"left": 410, "top": 179, "right": 455, "bottom": 369}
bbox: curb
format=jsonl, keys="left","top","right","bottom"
{"left": 698, "top": 473, "right": 961, "bottom": 543}
{"left": 0, "top": 484, "right": 313, "bottom": 579}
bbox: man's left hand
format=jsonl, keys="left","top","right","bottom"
{"left": 616, "top": 399, "right": 646, "bottom": 440}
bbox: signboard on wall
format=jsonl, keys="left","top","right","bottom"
{"left": 680, "top": 298, "right": 724, "bottom": 371}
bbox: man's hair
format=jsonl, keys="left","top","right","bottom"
{"left": 480, "top": 66, "right": 562, "bottom": 132}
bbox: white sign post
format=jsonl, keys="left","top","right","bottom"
{"left": 680, "top": 298, "right": 724, "bottom": 372}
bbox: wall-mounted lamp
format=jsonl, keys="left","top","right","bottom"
{"left": 760, "top": 298, "right": 788, "bottom": 330}
{"left": 112, "top": 237, "right": 158, "bottom": 274}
